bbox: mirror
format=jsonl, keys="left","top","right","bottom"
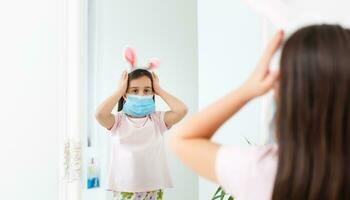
{"left": 83, "top": 0, "right": 198, "bottom": 199}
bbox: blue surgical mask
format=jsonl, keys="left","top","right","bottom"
{"left": 122, "top": 95, "right": 155, "bottom": 117}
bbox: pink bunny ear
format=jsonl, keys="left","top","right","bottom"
{"left": 242, "top": 0, "right": 291, "bottom": 29}
{"left": 124, "top": 46, "right": 136, "bottom": 69}
{"left": 147, "top": 58, "right": 160, "bottom": 70}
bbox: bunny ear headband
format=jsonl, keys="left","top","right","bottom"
{"left": 243, "top": 0, "right": 350, "bottom": 34}
{"left": 242, "top": 0, "right": 350, "bottom": 70}
{"left": 124, "top": 46, "right": 160, "bottom": 73}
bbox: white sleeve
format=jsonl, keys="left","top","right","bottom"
{"left": 153, "top": 111, "right": 170, "bottom": 133}
{"left": 106, "top": 112, "right": 122, "bottom": 135}
{"left": 215, "top": 146, "right": 256, "bottom": 198}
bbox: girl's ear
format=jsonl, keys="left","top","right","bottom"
{"left": 124, "top": 46, "right": 137, "bottom": 70}
{"left": 146, "top": 58, "right": 160, "bottom": 71}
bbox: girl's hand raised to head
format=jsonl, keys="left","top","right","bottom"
{"left": 241, "top": 30, "right": 284, "bottom": 99}
{"left": 152, "top": 71, "right": 188, "bottom": 128}
{"left": 95, "top": 70, "right": 128, "bottom": 130}
{"left": 152, "top": 72, "right": 162, "bottom": 95}
{"left": 118, "top": 70, "right": 129, "bottom": 93}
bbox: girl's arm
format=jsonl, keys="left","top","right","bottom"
{"left": 152, "top": 72, "right": 188, "bottom": 128}
{"left": 170, "top": 31, "right": 283, "bottom": 182}
{"left": 95, "top": 71, "right": 128, "bottom": 129}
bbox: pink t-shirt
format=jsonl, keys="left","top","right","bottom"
{"left": 105, "top": 111, "right": 173, "bottom": 192}
{"left": 215, "top": 144, "right": 278, "bottom": 200}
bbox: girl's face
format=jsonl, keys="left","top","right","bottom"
{"left": 124, "top": 76, "right": 154, "bottom": 98}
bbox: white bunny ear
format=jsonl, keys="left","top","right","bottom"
{"left": 124, "top": 46, "right": 137, "bottom": 70}
{"left": 146, "top": 58, "right": 160, "bottom": 71}
{"left": 242, "top": 0, "right": 291, "bottom": 29}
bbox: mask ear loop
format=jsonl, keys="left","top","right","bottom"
{"left": 270, "top": 46, "right": 282, "bottom": 72}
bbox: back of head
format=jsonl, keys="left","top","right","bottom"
{"left": 273, "top": 24, "right": 350, "bottom": 199}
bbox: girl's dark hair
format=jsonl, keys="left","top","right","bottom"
{"left": 272, "top": 24, "right": 350, "bottom": 199}
{"left": 117, "top": 69, "right": 155, "bottom": 111}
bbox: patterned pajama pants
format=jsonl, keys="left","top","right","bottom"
{"left": 113, "top": 189, "right": 163, "bottom": 200}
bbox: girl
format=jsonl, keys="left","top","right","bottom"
{"left": 95, "top": 47, "right": 188, "bottom": 200}
{"left": 170, "top": 25, "right": 350, "bottom": 200}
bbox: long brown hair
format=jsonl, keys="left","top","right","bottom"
{"left": 272, "top": 24, "right": 350, "bottom": 199}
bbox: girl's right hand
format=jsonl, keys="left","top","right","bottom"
{"left": 241, "top": 30, "right": 284, "bottom": 99}
{"left": 118, "top": 70, "right": 128, "bottom": 93}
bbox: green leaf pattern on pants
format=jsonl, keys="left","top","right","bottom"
{"left": 114, "top": 189, "right": 163, "bottom": 200}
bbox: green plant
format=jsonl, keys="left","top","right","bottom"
{"left": 211, "top": 187, "right": 233, "bottom": 200}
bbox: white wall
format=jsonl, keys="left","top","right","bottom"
{"left": 84, "top": 0, "right": 198, "bottom": 200}
{"left": 0, "top": 0, "right": 60, "bottom": 199}
{"left": 197, "top": 0, "right": 263, "bottom": 199}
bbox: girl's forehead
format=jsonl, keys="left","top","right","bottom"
{"left": 129, "top": 76, "right": 152, "bottom": 88}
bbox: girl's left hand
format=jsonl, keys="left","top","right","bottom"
{"left": 241, "top": 30, "right": 284, "bottom": 98}
{"left": 152, "top": 72, "right": 162, "bottom": 95}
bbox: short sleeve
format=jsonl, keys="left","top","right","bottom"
{"left": 152, "top": 111, "right": 170, "bottom": 133}
{"left": 106, "top": 112, "right": 122, "bottom": 134}
{"left": 215, "top": 146, "right": 253, "bottom": 197}
{"left": 215, "top": 145, "right": 278, "bottom": 199}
